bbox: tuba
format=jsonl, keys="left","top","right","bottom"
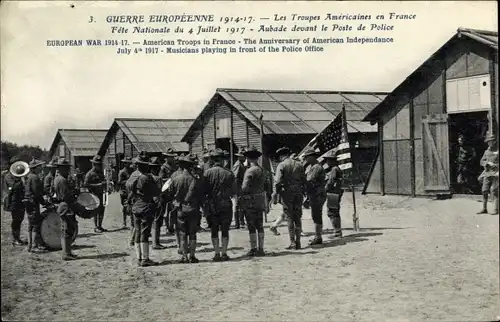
{"left": 9, "top": 161, "right": 30, "bottom": 178}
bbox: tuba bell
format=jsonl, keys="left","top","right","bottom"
{"left": 9, "top": 161, "right": 30, "bottom": 178}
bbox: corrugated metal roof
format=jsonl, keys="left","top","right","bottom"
{"left": 364, "top": 27, "right": 498, "bottom": 122}
{"left": 114, "top": 118, "right": 193, "bottom": 153}
{"left": 217, "top": 89, "right": 387, "bottom": 135}
{"left": 52, "top": 129, "right": 107, "bottom": 157}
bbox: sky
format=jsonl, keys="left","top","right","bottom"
{"left": 1, "top": 1, "right": 497, "bottom": 149}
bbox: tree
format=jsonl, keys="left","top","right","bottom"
{"left": 1, "top": 141, "right": 50, "bottom": 170}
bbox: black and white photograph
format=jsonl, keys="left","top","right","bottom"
{"left": 0, "top": 1, "right": 498, "bottom": 321}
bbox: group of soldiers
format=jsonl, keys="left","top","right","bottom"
{"left": 113, "top": 144, "right": 346, "bottom": 267}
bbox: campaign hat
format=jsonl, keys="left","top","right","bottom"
{"left": 149, "top": 156, "right": 162, "bottom": 167}
{"left": 302, "top": 147, "right": 321, "bottom": 158}
{"left": 162, "top": 148, "right": 177, "bottom": 157}
{"left": 55, "top": 158, "right": 71, "bottom": 167}
{"left": 29, "top": 158, "right": 46, "bottom": 169}
{"left": 276, "top": 147, "right": 291, "bottom": 156}
{"left": 121, "top": 156, "right": 133, "bottom": 163}
{"left": 244, "top": 146, "right": 262, "bottom": 158}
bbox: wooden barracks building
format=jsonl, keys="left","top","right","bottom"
{"left": 363, "top": 28, "right": 498, "bottom": 197}
{"left": 48, "top": 129, "right": 107, "bottom": 174}
{"left": 181, "top": 88, "right": 389, "bottom": 184}
{"left": 97, "top": 118, "right": 193, "bottom": 170}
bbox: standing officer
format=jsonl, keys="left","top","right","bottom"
{"left": 126, "top": 157, "right": 141, "bottom": 246}
{"left": 204, "top": 149, "right": 237, "bottom": 261}
{"left": 118, "top": 157, "right": 133, "bottom": 229}
{"left": 455, "top": 134, "right": 476, "bottom": 194}
{"left": 159, "top": 148, "right": 178, "bottom": 236}
{"left": 478, "top": 134, "right": 499, "bottom": 215}
{"left": 271, "top": 147, "right": 306, "bottom": 249}
{"left": 130, "top": 153, "right": 159, "bottom": 267}
{"left": 303, "top": 148, "right": 327, "bottom": 245}
{"left": 165, "top": 154, "right": 204, "bottom": 264}
{"left": 84, "top": 155, "right": 107, "bottom": 233}
{"left": 4, "top": 157, "right": 28, "bottom": 246}
{"left": 232, "top": 147, "right": 247, "bottom": 229}
{"left": 53, "top": 158, "right": 79, "bottom": 260}
{"left": 240, "top": 146, "right": 268, "bottom": 256}
{"left": 149, "top": 156, "right": 166, "bottom": 249}
{"left": 25, "top": 158, "right": 47, "bottom": 252}
{"left": 202, "top": 148, "right": 213, "bottom": 173}
{"left": 324, "top": 150, "right": 343, "bottom": 238}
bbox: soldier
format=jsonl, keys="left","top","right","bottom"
{"left": 149, "top": 156, "right": 166, "bottom": 249}
{"left": 240, "top": 146, "right": 268, "bottom": 256}
{"left": 202, "top": 148, "right": 213, "bottom": 173}
{"left": 271, "top": 147, "right": 306, "bottom": 249}
{"left": 232, "top": 147, "right": 247, "bottom": 229}
{"left": 126, "top": 157, "right": 141, "bottom": 246}
{"left": 159, "top": 148, "right": 178, "bottom": 236}
{"left": 478, "top": 134, "right": 499, "bottom": 215}
{"left": 25, "top": 158, "right": 47, "bottom": 252}
{"left": 130, "top": 153, "right": 159, "bottom": 267}
{"left": 455, "top": 134, "right": 476, "bottom": 194}
{"left": 324, "top": 150, "right": 343, "bottom": 238}
{"left": 118, "top": 157, "right": 133, "bottom": 229}
{"left": 4, "top": 157, "right": 28, "bottom": 246}
{"left": 84, "top": 155, "right": 107, "bottom": 233}
{"left": 53, "top": 158, "right": 79, "bottom": 260}
{"left": 43, "top": 159, "right": 57, "bottom": 199}
{"left": 303, "top": 148, "right": 327, "bottom": 245}
{"left": 204, "top": 149, "right": 237, "bottom": 261}
{"left": 165, "top": 154, "right": 204, "bottom": 263}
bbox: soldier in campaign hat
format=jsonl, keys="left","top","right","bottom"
{"left": 159, "top": 148, "right": 179, "bottom": 236}
{"left": 164, "top": 154, "right": 204, "bottom": 263}
{"left": 323, "top": 149, "right": 343, "bottom": 238}
{"left": 478, "top": 133, "right": 499, "bottom": 215}
{"left": 118, "top": 156, "right": 134, "bottom": 229}
{"left": 240, "top": 146, "right": 269, "bottom": 256}
{"left": 204, "top": 148, "right": 237, "bottom": 261}
{"left": 149, "top": 156, "right": 166, "bottom": 249}
{"left": 232, "top": 147, "right": 248, "bottom": 229}
{"left": 3, "top": 156, "right": 28, "bottom": 246}
{"left": 84, "top": 155, "right": 108, "bottom": 233}
{"left": 129, "top": 153, "right": 159, "bottom": 267}
{"left": 53, "top": 158, "right": 80, "bottom": 260}
{"left": 43, "top": 157, "right": 58, "bottom": 199}
{"left": 25, "top": 158, "right": 48, "bottom": 252}
{"left": 303, "top": 147, "right": 327, "bottom": 245}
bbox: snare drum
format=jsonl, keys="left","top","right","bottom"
{"left": 74, "top": 192, "right": 100, "bottom": 219}
{"left": 40, "top": 210, "right": 78, "bottom": 250}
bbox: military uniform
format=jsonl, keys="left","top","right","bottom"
{"left": 53, "top": 159, "right": 79, "bottom": 260}
{"left": 165, "top": 155, "right": 204, "bottom": 263}
{"left": 118, "top": 157, "right": 133, "bottom": 228}
{"left": 240, "top": 147, "right": 268, "bottom": 256}
{"left": 478, "top": 135, "right": 499, "bottom": 215}
{"left": 204, "top": 149, "right": 237, "bottom": 261}
{"left": 130, "top": 153, "right": 159, "bottom": 267}
{"left": 273, "top": 147, "right": 306, "bottom": 249}
{"left": 25, "top": 159, "right": 47, "bottom": 251}
{"left": 232, "top": 149, "right": 248, "bottom": 228}
{"left": 304, "top": 148, "right": 327, "bottom": 245}
{"left": 149, "top": 157, "right": 165, "bottom": 249}
{"left": 126, "top": 168, "right": 142, "bottom": 246}
{"left": 325, "top": 153, "right": 343, "bottom": 238}
{"left": 84, "top": 155, "right": 106, "bottom": 232}
{"left": 159, "top": 157, "right": 178, "bottom": 235}
{"left": 4, "top": 157, "right": 27, "bottom": 245}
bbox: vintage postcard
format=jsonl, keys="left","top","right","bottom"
{"left": 1, "top": 1, "right": 498, "bottom": 321}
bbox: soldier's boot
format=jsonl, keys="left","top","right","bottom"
{"left": 256, "top": 232, "right": 265, "bottom": 256}
{"left": 12, "top": 229, "right": 24, "bottom": 246}
{"left": 152, "top": 223, "right": 165, "bottom": 249}
{"left": 221, "top": 237, "right": 230, "bottom": 261}
{"left": 179, "top": 233, "right": 188, "bottom": 263}
{"left": 61, "top": 237, "right": 75, "bottom": 261}
{"left": 330, "top": 216, "right": 343, "bottom": 238}
{"left": 122, "top": 212, "right": 128, "bottom": 229}
{"left": 492, "top": 196, "right": 499, "bottom": 215}
{"left": 295, "top": 228, "right": 302, "bottom": 250}
{"left": 34, "top": 231, "right": 48, "bottom": 251}
{"left": 129, "top": 227, "right": 135, "bottom": 246}
{"left": 134, "top": 242, "right": 142, "bottom": 265}
{"left": 212, "top": 238, "right": 221, "bottom": 261}
{"left": 27, "top": 229, "right": 33, "bottom": 252}
{"left": 140, "top": 242, "right": 157, "bottom": 267}
{"left": 286, "top": 224, "right": 296, "bottom": 250}
{"left": 66, "top": 237, "right": 77, "bottom": 258}
{"left": 188, "top": 239, "right": 199, "bottom": 263}
{"left": 247, "top": 233, "right": 257, "bottom": 256}
{"left": 176, "top": 230, "right": 182, "bottom": 255}
{"left": 478, "top": 194, "right": 488, "bottom": 214}
{"left": 309, "top": 224, "right": 323, "bottom": 245}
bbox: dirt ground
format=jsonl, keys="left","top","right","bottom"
{"left": 1, "top": 192, "right": 499, "bottom": 321}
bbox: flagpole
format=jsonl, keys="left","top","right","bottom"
{"left": 341, "top": 104, "right": 359, "bottom": 231}
{"left": 259, "top": 112, "right": 268, "bottom": 222}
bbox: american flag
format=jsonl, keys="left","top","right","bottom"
{"left": 298, "top": 106, "right": 353, "bottom": 171}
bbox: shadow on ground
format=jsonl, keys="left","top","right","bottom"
{"left": 308, "top": 232, "right": 383, "bottom": 249}
{"left": 76, "top": 252, "right": 129, "bottom": 261}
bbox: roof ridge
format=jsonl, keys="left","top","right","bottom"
{"left": 457, "top": 27, "right": 498, "bottom": 36}
{"left": 216, "top": 88, "right": 390, "bottom": 95}
{"left": 114, "top": 117, "right": 195, "bottom": 121}
{"left": 58, "top": 128, "right": 108, "bottom": 132}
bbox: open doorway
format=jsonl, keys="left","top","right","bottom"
{"left": 449, "top": 111, "right": 489, "bottom": 194}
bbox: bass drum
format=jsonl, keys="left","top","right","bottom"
{"left": 40, "top": 210, "right": 78, "bottom": 250}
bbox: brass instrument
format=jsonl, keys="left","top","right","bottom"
{"left": 9, "top": 161, "right": 30, "bottom": 178}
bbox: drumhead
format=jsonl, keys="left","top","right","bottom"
{"left": 40, "top": 212, "right": 62, "bottom": 249}
{"left": 161, "top": 179, "right": 171, "bottom": 192}
{"left": 77, "top": 192, "right": 100, "bottom": 210}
